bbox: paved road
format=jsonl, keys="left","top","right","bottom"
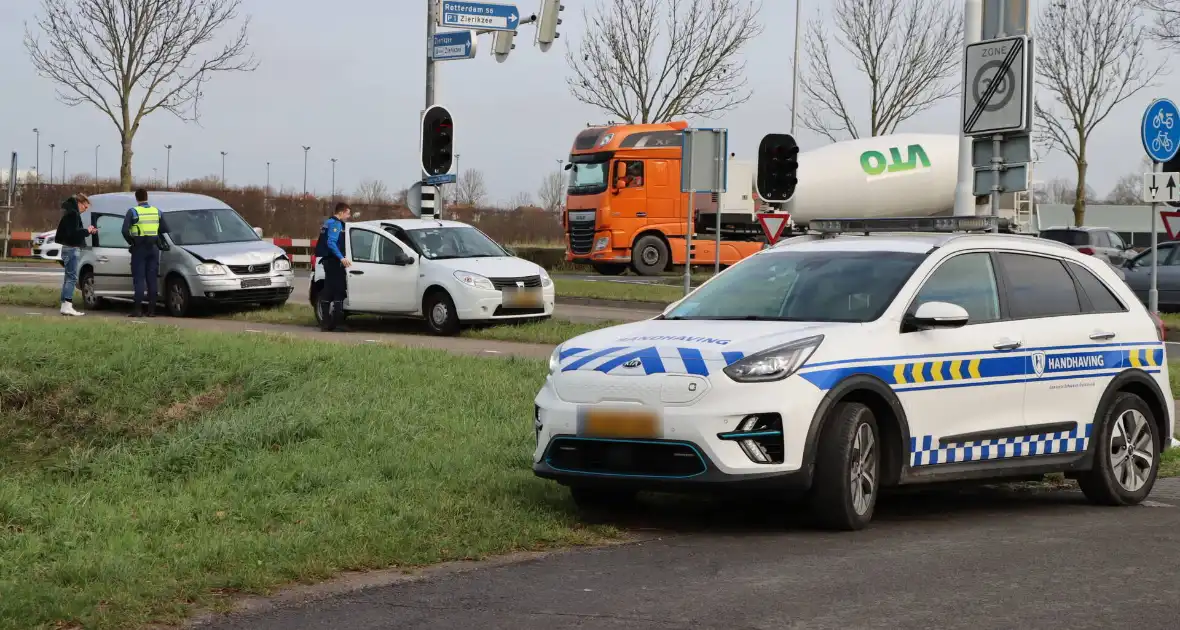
{"left": 197, "top": 479, "right": 1180, "bottom": 630}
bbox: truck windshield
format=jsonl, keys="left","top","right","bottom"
{"left": 406, "top": 226, "right": 508, "bottom": 260}
{"left": 165, "top": 208, "right": 259, "bottom": 246}
{"left": 567, "top": 162, "right": 609, "bottom": 195}
{"left": 664, "top": 250, "right": 926, "bottom": 323}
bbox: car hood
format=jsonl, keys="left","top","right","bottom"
{"left": 177, "top": 241, "right": 287, "bottom": 265}
{"left": 555, "top": 319, "right": 858, "bottom": 376}
{"left": 427, "top": 256, "right": 544, "bottom": 278}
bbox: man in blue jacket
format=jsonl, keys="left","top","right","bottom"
{"left": 121, "top": 189, "right": 169, "bottom": 317}
{"left": 315, "top": 202, "right": 352, "bottom": 331}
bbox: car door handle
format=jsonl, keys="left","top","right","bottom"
{"left": 993, "top": 338, "right": 1023, "bottom": 350}
{"left": 96, "top": 256, "right": 109, "bottom": 263}
{"left": 1089, "top": 330, "right": 1117, "bottom": 340}
{"left": 349, "top": 270, "right": 364, "bottom": 275}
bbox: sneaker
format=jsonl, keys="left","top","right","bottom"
{"left": 60, "top": 302, "right": 84, "bottom": 317}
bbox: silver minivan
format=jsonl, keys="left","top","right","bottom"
{"left": 77, "top": 192, "right": 296, "bottom": 316}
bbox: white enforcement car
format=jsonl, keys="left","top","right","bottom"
{"left": 533, "top": 216, "right": 1175, "bottom": 531}
{"left": 309, "top": 218, "right": 555, "bottom": 335}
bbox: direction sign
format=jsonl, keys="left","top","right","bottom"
{"left": 972, "top": 163, "right": 1028, "bottom": 196}
{"left": 425, "top": 173, "right": 457, "bottom": 186}
{"left": 1141, "top": 99, "right": 1180, "bottom": 163}
{"left": 1143, "top": 172, "right": 1180, "bottom": 204}
{"left": 971, "top": 133, "right": 1031, "bottom": 168}
{"left": 440, "top": 1, "right": 520, "bottom": 32}
{"left": 982, "top": 0, "right": 1030, "bottom": 39}
{"left": 432, "top": 31, "right": 476, "bottom": 61}
{"left": 757, "top": 213, "right": 790, "bottom": 245}
{"left": 681, "top": 128, "right": 728, "bottom": 193}
{"left": 962, "top": 35, "right": 1030, "bottom": 136}
{"left": 1162, "top": 210, "right": 1180, "bottom": 240}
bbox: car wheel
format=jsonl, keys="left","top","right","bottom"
{"left": 166, "top": 276, "right": 193, "bottom": 317}
{"left": 807, "top": 402, "right": 880, "bottom": 531}
{"left": 592, "top": 263, "right": 628, "bottom": 276}
{"left": 1078, "top": 392, "right": 1160, "bottom": 506}
{"left": 630, "top": 235, "right": 669, "bottom": 276}
{"left": 569, "top": 487, "right": 638, "bottom": 511}
{"left": 79, "top": 269, "right": 104, "bottom": 310}
{"left": 423, "top": 290, "right": 460, "bottom": 336}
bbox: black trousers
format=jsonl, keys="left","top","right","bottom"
{"left": 131, "top": 246, "right": 160, "bottom": 310}
{"left": 321, "top": 257, "right": 346, "bottom": 303}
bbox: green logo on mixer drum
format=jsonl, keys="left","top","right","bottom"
{"left": 860, "top": 144, "right": 931, "bottom": 176}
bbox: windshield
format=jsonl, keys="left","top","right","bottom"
{"left": 406, "top": 226, "right": 508, "bottom": 260}
{"left": 165, "top": 208, "right": 259, "bottom": 246}
{"left": 1039, "top": 229, "right": 1090, "bottom": 246}
{"left": 567, "top": 161, "right": 609, "bottom": 196}
{"left": 665, "top": 250, "right": 926, "bottom": 323}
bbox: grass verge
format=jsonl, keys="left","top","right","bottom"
{"left": 553, "top": 278, "right": 682, "bottom": 304}
{"left": 0, "top": 317, "right": 616, "bottom": 629}
{"left": 0, "top": 285, "right": 617, "bottom": 346}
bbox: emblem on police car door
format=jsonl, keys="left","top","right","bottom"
{"left": 623, "top": 358, "right": 642, "bottom": 369}
{"left": 1031, "top": 352, "right": 1046, "bottom": 378}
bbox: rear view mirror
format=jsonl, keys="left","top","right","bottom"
{"left": 905, "top": 301, "right": 970, "bottom": 331}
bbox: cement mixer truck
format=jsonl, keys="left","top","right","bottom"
{"left": 562, "top": 121, "right": 964, "bottom": 276}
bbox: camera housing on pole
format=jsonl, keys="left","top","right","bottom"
{"left": 756, "top": 133, "right": 800, "bottom": 204}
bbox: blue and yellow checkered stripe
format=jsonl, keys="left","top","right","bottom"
{"left": 911, "top": 423, "right": 1093, "bottom": 466}
{"left": 798, "top": 345, "right": 1164, "bottom": 392}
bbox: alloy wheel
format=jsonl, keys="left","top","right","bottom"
{"left": 1110, "top": 409, "right": 1154, "bottom": 493}
{"left": 850, "top": 422, "right": 877, "bottom": 516}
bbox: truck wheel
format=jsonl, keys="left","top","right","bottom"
{"left": 592, "top": 263, "right": 628, "bottom": 276}
{"left": 631, "top": 235, "right": 669, "bottom": 276}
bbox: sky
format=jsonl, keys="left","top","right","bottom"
{"left": 0, "top": 0, "right": 1173, "bottom": 205}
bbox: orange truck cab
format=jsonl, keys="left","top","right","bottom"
{"left": 563, "top": 121, "right": 767, "bottom": 276}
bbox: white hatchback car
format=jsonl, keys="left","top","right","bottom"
{"left": 309, "top": 218, "right": 555, "bottom": 335}
{"left": 534, "top": 216, "right": 1175, "bottom": 530}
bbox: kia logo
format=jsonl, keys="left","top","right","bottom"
{"left": 623, "top": 359, "right": 642, "bottom": 369}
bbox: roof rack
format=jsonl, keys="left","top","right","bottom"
{"left": 809, "top": 216, "right": 1003, "bottom": 235}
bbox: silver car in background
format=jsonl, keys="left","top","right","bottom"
{"left": 77, "top": 192, "right": 295, "bottom": 316}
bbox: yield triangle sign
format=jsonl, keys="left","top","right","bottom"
{"left": 1161, "top": 210, "right": 1180, "bottom": 240}
{"left": 757, "top": 213, "right": 790, "bottom": 245}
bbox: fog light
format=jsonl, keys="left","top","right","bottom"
{"left": 719, "top": 413, "right": 784, "bottom": 464}
{"left": 594, "top": 236, "right": 610, "bottom": 251}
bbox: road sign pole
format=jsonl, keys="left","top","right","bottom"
{"left": 990, "top": 133, "right": 1003, "bottom": 233}
{"left": 1152, "top": 161, "right": 1161, "bottom": 315}
{"left": 714, "top": 130, "right": 725, "bottom": 277}
{"left": 684, "top": 207, "right": 693, "bottom": 295}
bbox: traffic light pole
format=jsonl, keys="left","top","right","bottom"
{"left": 420, "top": 0, "right": 442, "bottom": 217}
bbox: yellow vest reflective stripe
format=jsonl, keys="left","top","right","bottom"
{"left": 131, "top": 206, "right": 160, "bottom": 237}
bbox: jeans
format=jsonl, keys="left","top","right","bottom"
{"left": 60, "top": 246, "right": 79, "bottom": 303}
{"left": 131, "top": 246, "right": 160, "bottom": 308}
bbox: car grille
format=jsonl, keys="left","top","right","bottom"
{"left": 202, "top": 287, "right": 292, "bottom": 303}
{"left": 227, "top": 263, "right": 271, "bottom": 275}
{"left": 545, "top": 437, "right": 707, "bottom": 478}
{"left": 489, "top": 275, "right": 542, "bottom": 290}
{"left": 568, "top": 216, "right": 596, "bottom": 256}
{"left": 493, "top": 306, "right": 546, "bottom": 316}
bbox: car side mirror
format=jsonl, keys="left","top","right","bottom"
{"left": 904, "top": 301, "right": 970, "bottom": 331}
{"left": 253, "top": 227, "right": 263, "bottom": 238}
{"left": 395, "top": 253, "right": 415, "bottom": 266}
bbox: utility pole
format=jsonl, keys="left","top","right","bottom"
{"left": 266, "top": 161, "right": 271, "bottom": 196}
{"left": 33, "top": 129, "right": 40, "bottom": 182}
{"left": 49, "top": 144, "right": 55, "bottom": 185}
{"left": 62, "top": 149, "right": 68, "bottom": 184}
{"left": 791, "top": 0, "right": 801, "bottom": 135}
{"left": 165, "top": 145, "right": 172, "bottom": 188}
{"left": 302, "top": 146, "right": 311, "bottom": 196}
{"left": 425, "top": 0, "right": 436, "bottom": 109}
{"left": 220, "top": 151, "right": 228, "bottom": 187}
{"left": 330, "top": 158, "right": 337, "bottom": 201}
{"left": 95, "top": 145, "right": 100, "bottom": 182}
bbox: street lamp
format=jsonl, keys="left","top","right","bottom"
{"left": 62, "top": 149, "right": 68, "bottom": 184}
{"left": 302, "top": 146, "right": 311, "bottom": 195}
{"left": 95, "top": 145, "right": 100, "bottom": 182}
{"left": 330, "top": 158, "right": 337, "bottom": 200}
{"left": 791, "top": 0, "right": 802, "bottom": 135}
{"left": 165, "top": 144, "right": 172, "bottom": 188}
{"left": 220, "top": 151, "right": 228, "bottom": 187}
{"left": 49, "top": 144, "right": 55, "bottom": 185}
{"left": 33, "top": 128, "right": 40, "bottom": 182}
{"left": 266, "top": 161, "right": 271, "bottom": 197}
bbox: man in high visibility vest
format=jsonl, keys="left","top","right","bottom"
{"left": 122, "top": 188, "right": 169, "bottom": 317}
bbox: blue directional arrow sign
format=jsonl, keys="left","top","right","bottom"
{"left": 425, "top": 173, "right": 457, "bottom": 186}
{"left": 432, "top": 31, "right": 476, "bottom": 61}
{"left": 1143, "top": 98, "right": 1180, "bottom": 163}
{"left": 440, "top": 1, "right": 520, "bottom": 32}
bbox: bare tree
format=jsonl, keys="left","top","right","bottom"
{"left": 393, "top": 187, "right": 410, "bottom": 206}
{"left": 566, "top": 0, "right": 762, "bottom": 123}
{"left": 453, "top": 169, "right": 488, "bottom": 206}
{"left": 538, "top": 170, "right": 565, "bottom": 213}
{"left": 1035, "top": 176, "right": 1098, "bottom": 205}
{"left": 798, "top": 0, "right": 962, "bottom": 141}
{"left": 355, "top": 179, "right": 390, "bottom": 205}
{"left": 1034, "top": 0, "right": 1163, "bottom": 226}
{"left": 1106, "top": 173, "right": 1144, "bottom": 205}
{"left": 508, "top": 191, "right": 535, "bottom": 210}
{"left": 25, "top": 0, "right": 256, "bottom": 191}
{"left": 1144, "top": 0, "right": 1180, "bottom": 47}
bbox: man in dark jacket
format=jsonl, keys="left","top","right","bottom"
{"left": 54, "top": 193, "right": 97, "bottom": 316}
{"left": 314, "top": 202, "right": 352, "bottom": 331}
{"left": 121, "top": 188, "right": 169, "bottom": 317}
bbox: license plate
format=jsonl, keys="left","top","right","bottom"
{"left": 240, "top": 277, "right": 272, "bottom": 289}
{"left": 502, "top": 287, "right": 542, "bottom": 308}
{"left": 577, "top": 407, "right": 661, "bottom": 439}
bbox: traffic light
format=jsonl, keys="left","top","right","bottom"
{"left": 492, "top": 30, "right": 516, "bottom": 63}
{"left": 756, "top": 133, "right": 799, "bottom": 203}
{"left": 536, "top": 0, "right": 564, "bottom": 52}
{"left": 420, "top": 105, "right": 453, "bottom": 176}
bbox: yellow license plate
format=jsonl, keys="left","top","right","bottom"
{"left": 502, "top": 287, "right": 543, "bottom": 308}
{"left": 578, "top": 408, "right": 661, "bottom": 438}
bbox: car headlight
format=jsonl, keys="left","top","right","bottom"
{"left": 539, "top": 269, "right": 553, "bottom": 288}
{"left": 273, "top": 258, "right": 292, "bottom": 272}
{"left": 454, "top": 270, "right": 495, "bottom": 290}
{"left": 195, "top": 263, "right": 227, "bottom": 276}
{"left": 723, "top": 335, "right": 823, "bottom": 383}
{"left": 548, "top": 346, "right": 562, "bottom": 373}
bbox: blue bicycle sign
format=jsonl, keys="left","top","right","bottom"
{"left": 1143, "top": 98, "right": 1180, "bottom": 163}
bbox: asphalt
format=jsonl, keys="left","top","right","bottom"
{"left": 196, "top": 479, "right": 1180, "bottom": 630}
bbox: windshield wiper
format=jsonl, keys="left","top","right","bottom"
{"left": 669, "top": 315, "right": 793, "bottom": 321}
